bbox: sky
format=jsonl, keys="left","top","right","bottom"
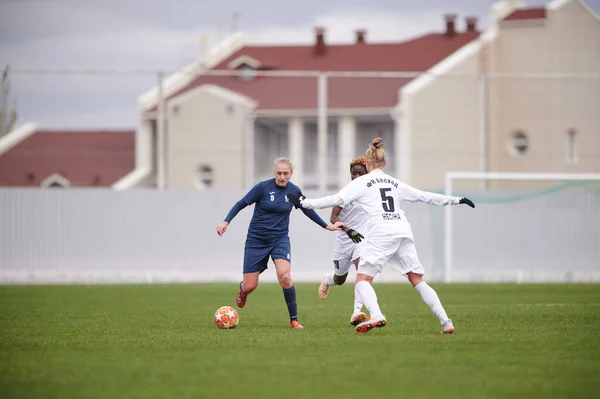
{"left": 1, "top": 0, "right": 599, "bottom": 129}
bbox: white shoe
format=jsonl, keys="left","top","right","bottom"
{"left": 349, "top": 312, "right": 370, "bottom": 327}
{"left": 355, "top": 316, "right": 387, "bottom": 333}
{"left": 318, "top": 275, "right": 329, "bottom": 299}
{"left": 441, "top": 319, "right": 455, "bottom": 334}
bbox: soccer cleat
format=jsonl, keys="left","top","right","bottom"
{"left": 441, "top": 319, "right": 455, "bottom": 334}
{"left": 291, "top": 320, "right": 304, "bottom": 329}
{"left": 355, "top": 316, "right": 387, "bottom": 333}
{"left": 349, "top": 312, "right": 370, "bottom": 326}
{"left": 318, "top": 275, "right": 330, "bottom": 299}
{"left": 236, "top": 289, "right": 247, "bottom": 308}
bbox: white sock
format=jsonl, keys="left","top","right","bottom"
{"left": 353, "top": 296, "right": 364, "bottom": 314}
{"left": 414, "top": 281, "right": 449, "bottom": 325}
{"left": 355, "top": 281, "right": 384, "bottom": 319}
{"left": 323, "top": 272, "right": 336, "bottom": 287}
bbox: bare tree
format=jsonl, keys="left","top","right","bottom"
{"left": 0, "top": 65, "right": 18, "bottom": 137}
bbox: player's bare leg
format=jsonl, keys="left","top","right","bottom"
{"left": 237, "top": 271, "right": 259, "bottom": 308}
{"left": 407, "top": 272, "right": 454, "bottom": 334}
{"left": 274, "top": 258, "right": 304, "bottom": 329}
{"left": 354, "top": 272, "right": 386, "bottom": 333}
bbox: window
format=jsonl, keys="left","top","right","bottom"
{"left": 195, "top": 164, "right": 214, "bottom": 189}
{"left": 40, "top": 173, "right": 71, "bottom": 188}
{"left": 508, "top": 131, "right": 529, "bottom": 157}
{"left": 238, "top": 64, "right": 256, "bottom": 81}
{"left": 254, "top": 120, "right": 289, "bottom": 180}
{"left": 303, "top": 120, "right": 338, "bottom": 190}
{"left": 227, "top": 56, "right": 265, "bottom": 81}
{"left": 565, "top": 129, "right": 577, "bottom": 165}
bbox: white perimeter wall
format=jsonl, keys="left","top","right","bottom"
{"left": 0, "top": 188, "right": 598, "bottom": 284}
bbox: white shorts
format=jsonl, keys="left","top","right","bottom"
{"left": 332, "top": 242, "right": 364, "bottom": 276}
{"left": 357, "top": 236, "right": 425, "bottom": 278}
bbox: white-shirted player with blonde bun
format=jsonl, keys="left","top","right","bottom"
{"left": 287, "top": 138, "right": 475, "bottom": 334}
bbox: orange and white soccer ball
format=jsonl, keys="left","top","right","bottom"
{"left": 214, "top": 306, "right": 239, "bottom": 329}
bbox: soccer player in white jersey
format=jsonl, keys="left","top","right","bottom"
{"left": 318, "top": 156, "right": 371, "bottom": 327}
{"left": 287, "top": 138, "right": 475, "bottom": 334}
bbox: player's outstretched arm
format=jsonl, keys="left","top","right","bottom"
{"left": 327, "top": 221, "right": 345, "bottom": 231}
{"left": 288, "top": 177, "right": 361, "bottom": 210}
{"left": 402, "top": 183, "right": 475, "bottom": 208}
{"left": 299, "top": 207, "right": 344, "bottom": 231}
{"left": 216, "top": 182, "right": 264, "bottom": 236}
{"left": 287, "top": 193, "right": 344, "bottom": 209}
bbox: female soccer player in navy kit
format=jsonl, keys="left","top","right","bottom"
{"left": 216, "top": 158, "right": 344, "bottom": 329}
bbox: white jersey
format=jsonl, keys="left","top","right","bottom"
{"left": 338, "top": 169, "right": 460, "bottom": 238}
{"left": 334, "top": 200, "right": 369, "bottom": 255}
{"left": 302, "top": 169, "right": 461, "bottom": 240}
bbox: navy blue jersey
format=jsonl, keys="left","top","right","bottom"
{"left": 224, "top": 178, "right": 327, "bottom": 243}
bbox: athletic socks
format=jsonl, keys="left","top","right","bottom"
{"left": 283, "top": 286, "right": 298, "bottom": 322}
{"left": 414, "top": 281, "right": 450, "bottom": 325}
{"left": 355, "top": 281, "right": 384, "bottom": 319}
{"left": 323, "top": 272, "right": 336, "bottom": 287}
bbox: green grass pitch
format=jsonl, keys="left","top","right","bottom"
{"left": 1, "top": 283, "right": 599, "bottom": 399}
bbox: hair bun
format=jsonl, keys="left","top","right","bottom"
{"left": 372, "top": 138, "right": 384, "bottom": 149}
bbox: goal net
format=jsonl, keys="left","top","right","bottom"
{"left": 443, "top": 172, "right": 600, "bottom": 283}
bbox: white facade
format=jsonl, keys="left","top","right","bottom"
{"left": 252, "top": 115, "right": 395, "bottom": 191}
{"left": 124, "top": 0, "right": 600, "bottom": 192}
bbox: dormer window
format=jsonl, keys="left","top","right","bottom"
{"left": 227, "top": 55, "right": 262, "bottom": 81}
{"left": 238, "top": 63, "right": 257, "bottom": 81}
{"left": 40, "top": 173, "right": 71, "bottom": 188}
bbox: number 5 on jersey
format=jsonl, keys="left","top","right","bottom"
{"left": 380, "top": 188, "right": 395, "bottom": 212}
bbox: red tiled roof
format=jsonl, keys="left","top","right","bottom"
{"left": 503, "top": 8, "right": 547, "bottom": 21}
{"left": 160, "top": 31, "right": 480, "bottom": 111}
{"left": 0, "top": 129, "right": 135, "bottom": 187}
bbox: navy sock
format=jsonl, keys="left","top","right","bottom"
{"left": 239, "top": 281, "right": 244, "bottom": 293}
{"left": 283, "top": 286, "right": 298, "bottom": 322}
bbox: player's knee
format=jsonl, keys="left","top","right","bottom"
{"left": 333, "top": 273, "right": 348, "bottom": 285}
{"left": 277, "top": 273, "right": 292, "bottom": 289}
{"left": 243, "top": 280, "right": 258, "bottom": 293}
{"left": 407, "top": 272, "right": 423, "bottom": 287}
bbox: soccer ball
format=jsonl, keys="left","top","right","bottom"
{"left": 214, "top": 306, "right": 239, "bottom": 329}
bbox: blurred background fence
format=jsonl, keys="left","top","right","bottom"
{"left": 0, "top": 181, "right": 598, "bottom": 284}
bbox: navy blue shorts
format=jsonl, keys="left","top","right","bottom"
{"left": 243, "top": 236, "right": 291, "bottom": 274}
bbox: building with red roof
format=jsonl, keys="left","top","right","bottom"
{"left": 127, "top": 0, "right": 599, "bottom": 191}
{"left": 1, "top": 0, "right": 598, "bottom": 190}
{"left": 0, "top": 123, "right": 135, "bottom": 188}
{"left": 133, "top": 12, "right": 487, "bottom": 191}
